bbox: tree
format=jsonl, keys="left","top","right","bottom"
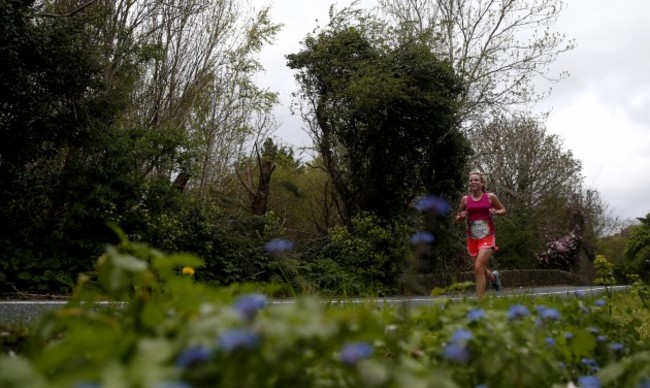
{"left": 473, "top": 115, "right": 582, "bottom": 208}
{"left": 379, "top": 0, "right": 575, "bottom": 129}
{"left": 598, "top": 225, "right": 634, "bottom": 281}
{"left": 625, "top": 213, "right": 650, "bottom": 280}
{"left": 236, "top": 138, "right": 283, "bottom": 217}
{"left": 467, "top": 115, "right": 584, "bottom": 267}
{"left": 264, "top": 154, "right": 344, "bottom": 242}
{"left": 0, "top": 0, "right": 135, "bottom": 291}
{"left": 96, "top": 0, "right": 281, "bottom": 196}
{"left": 287, "top": 6, "right": 469, "bottom": 222}
{"left": 0, "top": 0, "right": 282, "bottom": 292}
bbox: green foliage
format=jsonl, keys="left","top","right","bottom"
{"left": 0, "top": 244, "right": 76, "bottom": 292}
{"left": 627, "top": 274, "right": 650, "bottom": 316}
{"left": 1, "top": 239, "right": 650, "bottom": 387}
{"left": 624, "top": 218, "right": 650, "bottom": 281}
{"left": 598, "top": 232, "right": 629, "bottom": 281}
{"left": 0, "top": 1, "right": 208, "bottom": 293}
{"left": 288, "top": 7, "right": 469, "bottom": 222}
{"left": 299, "top": 257, "right": 359, "bottom": 296}
{"left": 303, "top": 213, "right": 412, "bottom": 296}
{"left": 0, "top": 0, "right": 135, "bottom": 292}
{"left": 266, "top": 153, "right": 341, "bottom": 243}
{"left": 594, "top": 255, "right": 616, "bottom": 301}
{"left": 594, "top": 255, "right": 616, "bottom": 287}
{"left": 441, "top": 281, "right": 475, "bottom": 295}
{"left": 493, "top": 206, "right": 545, "bottom": 269}
{"left": 138, "top": 198, "right": 280, "bottom": 286}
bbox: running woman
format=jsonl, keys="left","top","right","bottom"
{"left": 455, "top": 171, "right": 507, "bottom": 298}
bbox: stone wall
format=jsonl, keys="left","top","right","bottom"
{"left": 415, "top": 268, "right": 592, "bottom": 291}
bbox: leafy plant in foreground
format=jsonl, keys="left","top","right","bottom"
{"left": 0, "top": 237, "right": 649, "bottom": 387}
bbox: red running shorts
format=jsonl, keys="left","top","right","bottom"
{"left": 466, "top": 235, "right": 498, "bottom": 257}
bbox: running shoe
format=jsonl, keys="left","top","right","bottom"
{"left": 491, "top": 270, "right": 502, "bottom": 291}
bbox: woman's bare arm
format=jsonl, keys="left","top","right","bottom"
{"left": 488, "top": 193, "right": 507, "bottom": 216}
{"left": 455, "top": 196, "right": 468, "bottom": 222}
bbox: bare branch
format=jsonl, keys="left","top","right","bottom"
{"left": 38, "top": 0, "right": 99, "bottom": 18}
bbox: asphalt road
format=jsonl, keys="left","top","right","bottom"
{"left": 0, "top": 285, "right": 631, "bottom": 325}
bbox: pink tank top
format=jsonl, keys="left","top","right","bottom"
{"left": 466, "top": 193, "right": 495, "bottom": 239}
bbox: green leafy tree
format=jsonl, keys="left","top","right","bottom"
{"left": 287, "top": 6, "right": 469, "bottom": 222}
{"left": 0, "top": 0, "right": 133, "bottom": 291}
{"left": 625, "top": 214, "right": 650, "bottom": 280}
{"left": 0, "top": 0, "right": 283, "bottom": 292}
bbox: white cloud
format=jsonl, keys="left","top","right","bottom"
{"left": 543, "top": 92, "right": 650, "bottom": 219}
{"left": 535, "top": 0, "right": 650, "bottom": 219}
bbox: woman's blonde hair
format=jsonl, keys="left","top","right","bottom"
{"left": 469, "top": 171, "right": 487, "bottom": 193}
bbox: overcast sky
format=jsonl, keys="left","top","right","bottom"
{"left": 254, "top": 0, "right": 650, "bottom": 221}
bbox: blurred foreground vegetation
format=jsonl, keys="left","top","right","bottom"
{"left": 0, "top": 239, "right": 649, "bottom": 387}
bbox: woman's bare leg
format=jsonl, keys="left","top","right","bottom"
{"left": 474, "top": 248, "right": 494, "bottom": 298}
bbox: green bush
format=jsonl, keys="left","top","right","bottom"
{"left": 308, "top": 213, "right": 412, "bottom": 296}
{"left": 625, "top": 223, "right": 650, "bottom": 281}
{"left": 0, "top": 241, "right": 78, "bottom": 293}
{"left": 300, "top": 257, "right": 364, "bottom": 296}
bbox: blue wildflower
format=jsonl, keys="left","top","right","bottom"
{"left": 265, "top": 238, "right": 294, "bottom": 254}
{"left": 217, "top": 329, "right": 260, "bottom": 352}
{"left": 415, "top": 195, "right": 451, "bottom": 215}
{"left": 176, "top": 346, "right": 212, "bottom": 368}
{"left": 639, "top": 378, "right": 650, "bottom": 388}
{"left": 340, "top": 342, "right": 373, "bottom": 365}
{"left": 581, "top": 358, "right": 598, "bottom": 366}
{"left": 574, "top": 290, "right": 586, "bottom": 297}
{"left": 545, "top": 337, "right": 555, "bottom": 346}
{"left": 507, "top": 304, "right": 530, "bottom": 321}
{"left": 409, "top": 231, "right": 435, "bottom": 245}
{"left": 577, "top": 375, "right": 602, "bottom": 388}
{"left": 594, "top": 299, "right": 607, "bottom": 307}
{"left": 467, "top": 308, "right": 486, "bottom": 322}
{"left": 442, "top": 343, "right": 470, "bottom": 364}
{"left": 540, "top": 307, "right": 560, "bottom": 321}
{"left": 233, "top": 293, "right": 267, "bottom": 320}
{"left": 451, "top": 328, "right": 473, "bottom": 343}
{"left": 588, "top": 327, "right": 599, "bottom": 335}
{"left": 581, "top": 358, "right": 599, "bottom": 371}
{"left": 597, "top": 335, "right": 608, "bottom": 343}
{"left": 609, "top": 343, "right": 624, "bottom": 352}
{"left": 475, "top": 385, "right": 488, "bottom": 388}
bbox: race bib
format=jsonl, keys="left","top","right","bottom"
{"left": 469, "top": 220, "right": 490, "bottom": 239}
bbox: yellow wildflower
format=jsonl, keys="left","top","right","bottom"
{"left": 182, "top": 266, "right": 195, "bottom": 276}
